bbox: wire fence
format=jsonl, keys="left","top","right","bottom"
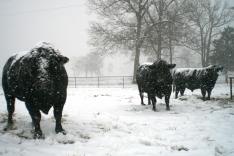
{"left": 68, "top": 76, "right": 134, "bottom": 88}
{"left": 0, "top": 75, "right": 230, "bottom": 89}
{"left": 0, "top": 76, "right": 135, "bottom": 88}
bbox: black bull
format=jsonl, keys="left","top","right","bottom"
{"left": 2, "top": 43, "right": 69, "bottom": 139}
{"left": 136, "top": 60, "right": 176, "bottom": 111}
{"left": 172, "top": 65, "right": 223, "bottom": 100}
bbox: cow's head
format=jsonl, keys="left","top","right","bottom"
{"left": 149, "top": 59, "right": 176, "bottom": 82}
{"left": 214, "top": 65, "right": 224, "bottom": 73}
{"left": 29, "top": 42, "right": 69, "bottom": 91}
{"left": 149, "top": 60, "right": 176, "bottom": 70}
{"left": 206, "top": 65, "right": 224, "bottom": 78}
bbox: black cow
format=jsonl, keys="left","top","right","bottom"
{"left": 136, "top": 60, "right": 176, "bottom": 111}
{"left": 172, "top": 65, "right": 223, "bottom": 100}
{"left": 2, "top": 42, "right": 69, "bottom": 139}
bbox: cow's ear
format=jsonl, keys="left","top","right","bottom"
{"left": 59, "top": 55, "right": 69, "bottom": 64}
{"left": 61, "top": 56, "right": 69, "bottom": 64}
{"left": 168, "top": 64, "right": 176, "bottom": 69}
{"left": 216, "top": 66, "right": 223, "bottom": 72}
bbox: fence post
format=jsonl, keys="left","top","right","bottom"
{"left": 123, "top": 76, "right": 125, "bottom": 88}
{"left": 74, "top": 77, "right": 77, "bottom": 88}
{"left": 230, "top": 77, "right": 233, "bottom": 100}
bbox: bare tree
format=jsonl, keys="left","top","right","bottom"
{"left": 88, "top": 0, "right": 150, "bottom": 82}
{"left": 142, "top": 0, "right": 186, "bottom": 63}
{"left": 143, "top": 0, "right": 171, "bottom": 59}
{"left": 183, "top": 0, "right": 234, "bottom": 67}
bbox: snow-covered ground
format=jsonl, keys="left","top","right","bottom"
{"left": 0, "top": 84, "right": 234, "bottom": 156}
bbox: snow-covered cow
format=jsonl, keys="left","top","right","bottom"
{"left": 172, "top": 65, "right": 223, "bottom": 100}
{"left": 136, "top": 60, "right": 176, "bottom": 111}
{"left": 2, "top": 42, "right": 69, "bottom": 139}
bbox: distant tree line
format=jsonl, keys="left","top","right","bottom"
{"left": 210, "top": 26, "right": 234, "bottom": 82}
{"left": 86, "top": 0, "right": 234, "bottom": 82}
{"left": 72, "top": 52, "right": 103, "bottom": 77}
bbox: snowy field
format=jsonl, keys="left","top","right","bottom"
{"left": 0, "top": 84, "right": 234, "bottom": 156}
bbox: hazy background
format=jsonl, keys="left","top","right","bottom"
{"left": 0, "top": 0, "right": 90, "bottom": 76}
{"left": 0, "top": 0, "right": 233, "bottom": 77}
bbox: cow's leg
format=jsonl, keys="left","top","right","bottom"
{"left": 140, "top": 92, "right": 145, "bottom": 105}
{"left": 165, "top": 95, "right": 170, "bottom": 111}
{"left": 180, "top": 88, "right": 185, "bottom": 96}
{"left": 138, "top": 85, "right": 145, "bottom": 105}
{"left": 151, "top": 96, "right": 157, "bottom": 111}
{"left": 147, "top": 94, "right": 151, "bottom": 105}
{"left": 207, "top": 89, "right": 212, "bottom": 100}
{"left": 25, "top": 103, "right": 43, "bottom": 139}
{"left": 175, "top": 87, "right": 179, "bottom": 99}
{"left": 201, "top": 88, "right": 206, "bottom": 101}
{"left": 4, "top": 94, "right": 16, "bottom": 131}
{"left": 54, "top": 105, "right": 66, "bottom": 135}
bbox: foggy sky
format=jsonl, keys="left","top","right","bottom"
{"left": 0, "top": 0, "right": 234, "bottom": 76}
{"left": 0, "top": 0, "right": 91, "bottom": 75}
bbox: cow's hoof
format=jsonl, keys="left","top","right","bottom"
{"left": 4, "top": 123, "right": 17, "bottom": 131}
{"left": 166, "top": 107, "right": 170, "bottom": 111}
{"left": 152, "top": 108, "right": 156, "bottom": 112}
{"left": 141, "top": 103, "right": 146, "bottom": 106}
{"left": 56, "top": 128, "right": 66, "bottom": 135}
{"left": 33, "top": 131, "right": 44, "bottom": 139}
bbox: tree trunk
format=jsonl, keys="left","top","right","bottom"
{"left": 132, "top": 15, "right": 142, "bottom": 83}
{"left": 133, "top": 45, "right": 141, "bottom": 83}
{"left": 157, "top": 0, "right": 163, "bottom": 60}
{"left": 169, "top": 44, "right": 173, "bottom": 64}
{"left": 201, "top": 55, "right": 206, "bottom": 67}
{"left": 205, "top": 26, "right": 213, "bottom": 66}
{"left": 169, "top": 23, "right": 173, "bottom": 64}
{"left": 200, "top": 28, "right": 206, "bottom": 67}
{"left": 150, "top": 39, "right": 158, "bottom": 59}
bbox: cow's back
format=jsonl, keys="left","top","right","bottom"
{"left": 136, "top": 64, "right": 172, "bottom": 97}
{"left": 2, "top": 54, "right": 34, "bottom": 100}
{"left": 136, "top": 65, "right": 155, "bottom": 92}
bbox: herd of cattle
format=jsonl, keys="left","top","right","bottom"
{"left": 1, "top": 42, "right": 223, "bottom": 139}
{"left": 136, "top": 60, "right": 223, "bottom": 111}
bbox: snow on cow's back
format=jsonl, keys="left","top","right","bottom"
{"left": 174, "top": 68, "right": 198, "bottom": 77}
{"left": 174, "top": 66, "right": 216, "bottom": 78}
{"left": 31, "top": 42, "right": 61, "bottom": 57}
{"left": 141, "top": 62, "right": 153, "bottom": 66}
{"left": 33, "top": 42, "right": 60, "bottom": 54}
{"left": 9, "top": 42, "right": 60, "bottom": 68}
{"left": 35, "top": 41, "right": 54, "bottom": 49}
{"left": 9, "top": 51, "right": 31, "bottom": 69}
{"left": 139, "top": 62, "right": 153, "bottom": 71}
{"left": 5, "top": 42, "right": 63, "bottom": 85}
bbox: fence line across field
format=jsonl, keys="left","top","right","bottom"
{"left": 68, "top": 76, "right": 134, "bottom": 88}
{"left": 0, "top": 76, "right": 232, "bottom": 95}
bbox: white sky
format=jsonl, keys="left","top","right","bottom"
{"left": 0, "top": 0, "right": 91, "bottom": 73}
